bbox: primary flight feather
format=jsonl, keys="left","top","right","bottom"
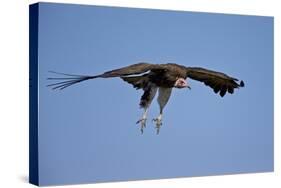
{"left": 48, "top": 62, "right": 244, "bottom": 134}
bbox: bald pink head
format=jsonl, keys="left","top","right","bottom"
{"left": 174, "top": 78, "right": 190, "bottom": 89}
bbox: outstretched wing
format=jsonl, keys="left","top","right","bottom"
{"left": 185, "top": 67, "right": 244, "bottom": 97}
{"left": 48, "top": 62, "right": 159, "bottom": 90}
{"left": 100, "top": 62, "right": 158, "bottom": 78}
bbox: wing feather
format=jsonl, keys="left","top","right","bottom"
{"left": 48, "top": 62, "right": 161, "bottom": 90}
{"left": 185, "top": 67, "right": 244, "bottom": 97}
{"left": 100, "top": 62, "right": 159, "bottom": 78}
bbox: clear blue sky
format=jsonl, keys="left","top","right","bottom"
{"left": 37, "top": 2, "right": 273, "bottom": 186}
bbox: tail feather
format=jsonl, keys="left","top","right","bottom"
{"left": 47, "top": 71, "right": 99, "bottom": 90}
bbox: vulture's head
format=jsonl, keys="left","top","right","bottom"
{"left": 174, "top": 78, "right": 190, "bottom": 89}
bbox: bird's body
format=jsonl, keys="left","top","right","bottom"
{"left": 48, "top": 62, "right": 244, "bottom": 134}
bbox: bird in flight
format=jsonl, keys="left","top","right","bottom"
{"left": 48, "top": 62, "right": 244, "bottom": 134}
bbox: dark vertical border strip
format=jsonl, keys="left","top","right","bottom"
{"left": 29, "top": 3, "right": 39, "bottom": 186}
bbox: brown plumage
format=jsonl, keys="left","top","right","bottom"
{"left": 48, "top": 62, "right": 244, "bottom": 134}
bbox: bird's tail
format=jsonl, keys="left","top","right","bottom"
{"left": 47, "top": 71, "right": 100, "bottom": 90}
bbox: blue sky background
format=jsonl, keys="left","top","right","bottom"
{"left": 37, "top": 3, "right": 273, "bottom": 186}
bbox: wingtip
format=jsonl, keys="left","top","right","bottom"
{"left": 240, "top": 80, "right": 245, "bottom": 87}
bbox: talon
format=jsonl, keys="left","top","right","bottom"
{"left": 153, "top": 117, "right": 162, "bottom": 134}
{"left": 155, "top": 124, "right": 161, "bottom": 134}
{"left": 136, "top": 118, "right": 147, "bottom": 134}
{"left": 156, "top": 128, "right": 160, "bottom": 135}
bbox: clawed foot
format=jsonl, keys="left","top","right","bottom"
{"left": 136, "top": 116, "right": 163, "bottom": 134}
{"left": 152, "top": 118, "right": 162, "bottom": 134}
{"left": 136, "top": 118, "right": 147, "bottom": 134}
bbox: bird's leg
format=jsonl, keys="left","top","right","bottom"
{"left": 136, "top": 107, "right": 148, "bottom": 134}
{"left": 153, "top": 87, "right": 172, "bottom": 134}
{"left": 153, "top": 111, "right": 163, "bottom": 135}
{"left": 136, "top": 84, "right": 158, "bottom": 134}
